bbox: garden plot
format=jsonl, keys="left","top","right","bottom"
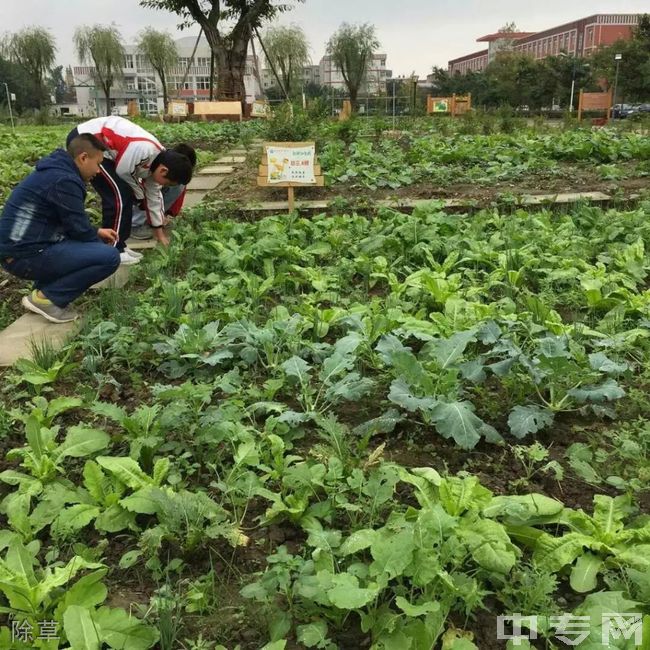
{"left": 0, "top": 119, "right": 649, "bottom": 650}
{"left": 214, "top": 125, "right": 650, "bottom": 208}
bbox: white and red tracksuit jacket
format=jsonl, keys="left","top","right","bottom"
{"left": 76, "top": 116, "right": 166, "bottom": 227}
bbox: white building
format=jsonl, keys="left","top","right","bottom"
{"left": 73, "top": 35, "right": 263, "bottom": 116}
{"left": 260, "top": 64, "right": 321, "bottom": 93}
{"left": 260, "top": 54, "right": 391, "bottom": 96}
{"left": 319, "top": 54, "right": 391, "bottom": 95}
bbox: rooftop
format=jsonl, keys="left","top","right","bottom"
{"left": 476, "top": 32, "right": 535, "bottom": 42}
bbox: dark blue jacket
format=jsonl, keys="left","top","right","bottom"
{"left": 0, "top": 149, "right": 98, "bottom": 259}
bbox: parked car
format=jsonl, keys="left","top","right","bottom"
{"left": 628, "top": 103, "right": 650, "bottom": 121}
{"left": 612, "top": 103, "right": 637, "bottom": 119}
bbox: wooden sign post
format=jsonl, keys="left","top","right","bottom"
{"left": 426, "top": 94, "right": 471, "bottom": 116}
{"left": 451, "top": 94, "right": 472, "bottom": 116}
{"left": 251, "top": 100, "right": 270, "bottom": 118}
{"left": 427, "top": 96, "right": 452, "bottom": 114}
{"left": 192, "top": 101, "right": 243, "bottom": 122}
{"left": 167, "top": 100, "right": 189, "bottom": 122}
{"left": 577, "top": 90, "right": 613, "bottom": 122}
{"left": 127, "top": 100, "right": 140, "bottom": 117}
{"left": 257, "top": 142, "right": 324, "bottom": 212}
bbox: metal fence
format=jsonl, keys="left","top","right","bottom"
{"left": 265, "top": 94, "right": 428, "bottom": 119}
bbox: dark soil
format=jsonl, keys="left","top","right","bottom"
{"left": 209, "top": 159, "right": 649, "bottom": 207}
{"left": 0, "top": 269, "right": 30, "bottom": 329}
{"left": 380, "top": 414, "right": 612, "bottom": 512}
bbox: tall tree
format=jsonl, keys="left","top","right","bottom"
{"left": 48, "top": 65, "right": 67, "bottom": 104}
{"left": 0, "top": 55, "right": 39, "bottom": 112}
{"left": 137, "top": 28, "right": 178, "bottom": 111}
{"left": 139, "top": 0, "right": 302, "bottom": 102}
{"left": 326, "top": 22, "right": 379, "bottom": 112}
{"left": 590, "top": 13, "right": 650, "bottom": 102}
{"left": 7, "top": 27, "right": 56, "bottom": 108}
{"left": 74, "top": 25, "right": 126, "bottom": 116}
{"left": 262, "top": 24, "right": 310, "bottom": 98}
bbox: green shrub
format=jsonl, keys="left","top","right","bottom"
{"left": 265, "top": 102, "right": 313, "bottom": 141}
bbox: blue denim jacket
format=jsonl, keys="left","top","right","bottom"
{"left": 0, "top": 149, "right": 98, "bottom": 259}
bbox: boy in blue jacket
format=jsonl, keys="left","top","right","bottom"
{"left": 0, "top": 134, "right": 120, "bottom": 324}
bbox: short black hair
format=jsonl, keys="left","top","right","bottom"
{"left": 151, "top": 150, "right": 193, "bottom": 185}
{"left": 172, "top": 143, "right": 197, "bottom": 168}
{"left": 67, "top": 133, "right": 107, "bottom": 158}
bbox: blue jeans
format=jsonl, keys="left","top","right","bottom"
{"left": 1, "top": 240, "right": 120, "bottom": 307}
{"left": 132, "top": 184, "right": 185, "bottom": 228}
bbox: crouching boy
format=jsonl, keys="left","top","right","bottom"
{"left": 0, "top": 134, "right": 120, "bottom": 324}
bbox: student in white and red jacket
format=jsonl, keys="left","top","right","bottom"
{"left": 66, "top": 117, "right": 193, "bottom": 264}
{"left": 131, "top": 143, "right": 197, "bottom": 240}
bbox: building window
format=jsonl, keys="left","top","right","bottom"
{"left": 125, "top": 54, "right": 134, "bottom": 69}
{"left": 196, "top": 57, "right": 210, "bottom": 67}
{"left": 196, "top": 76, "right": 211, "bottom": 90}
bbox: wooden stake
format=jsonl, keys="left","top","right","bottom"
{"left": 578, "top": 90, "right": 583, "bottom": 122}
{"left": 287, "top": 186, "right": 295, "bottom": 213}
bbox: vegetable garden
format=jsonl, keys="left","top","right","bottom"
{"left": 0, "top": 116, "right": 649, "bottom": 650}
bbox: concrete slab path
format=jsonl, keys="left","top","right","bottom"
{"left": 90, "top": 265, "right": 131, "bottom": 290}
{"left": 229, "top": 191, "right": 614, "bottom": 213}
{"left": 216, "top": 155, "right": 246, "bottom": 164}
{"left": 187, "top": 175, "right": 225, "bottom": 191}
{"left": 126, "top": 238, "right": 157, "bottom": 250}
{"left": 183, "top": 191, "right": 208, "bottom": 209}
{"left": 199, "top": 165, "right": 235, "bottom": 175}
{"left": 0, "top": 313, "right": 78, "bottom": 367}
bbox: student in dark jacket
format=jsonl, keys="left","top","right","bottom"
{"left": 0, "top": 134, "right": 120, "bottom": 324}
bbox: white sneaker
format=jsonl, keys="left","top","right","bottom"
{"left": 124, "top": 247, "right": 143, "bottom": 260}
{"left": 120, "top": 251, "right": 140, "bottom": 265}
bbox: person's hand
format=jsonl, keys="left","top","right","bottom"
{"left": 153, "top": 228, "right": 170, "bottom": 247}
{"left": 98, "top": 228, "right": 118, "bottom": 244}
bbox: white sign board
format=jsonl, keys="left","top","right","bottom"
{"left": 170, "top": 101, "right": 188, "bottom": 116}
{"left": 251, "top": 100, "right": 269, "bottom": 118}
{"left": 266, "top": 145, "right": 316, "bottom": 184}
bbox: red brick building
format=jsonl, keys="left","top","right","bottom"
{"left": 447, "top": 49, "right": 489, "bottom": 75}
{"left": 448, "top": 14, "right": 641, "bottom": 74}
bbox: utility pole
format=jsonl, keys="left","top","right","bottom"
{"left": 2, "top": 82, "right": 15, "bottom": 130}
{"left": 611, "top": 52, "right": 622, "bottom": 121}
{"left": 569, "top": 58, "right": 577, "bottom": 113}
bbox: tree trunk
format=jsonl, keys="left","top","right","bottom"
{"left": 104, "top": 87, "right": 111, "bottom": 116}
{"left": 349, "top": 85, "right": 358, "bottom": 114}
{"left": 203, "top": 24, "right": 248, "bottom": 102}
{"left": 36, "top": 78, "right": 43, "bottom": 110}
{"left": 160, "top": 70, "right": 168, "bottom": 112}
{"left": 209, "top": 52, "right": 215, "bottom": 101}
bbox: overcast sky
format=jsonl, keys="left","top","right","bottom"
{"left": 2, "top": 0, "right": 648, "bottom": 76}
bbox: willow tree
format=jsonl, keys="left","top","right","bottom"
{"left": 140, "top": 0, "right": 302, "bottom": 101}
{"left": 138, "top": 28, "right": 178, "bottom": 111}
{"left": 8, "top": 27, "right": 57, "bottom": 108}
{"left": 74, "top": 25, "right": 126, "bottom": 116}
{"left": 262, "top": 24, "right": 310, "bottom": 98}
{"left": 327, "top": 23, "right": 379, "bottom": 113}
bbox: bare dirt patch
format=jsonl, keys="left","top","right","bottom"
{"left": 208, "top": 159, "right": 648, "bottom": 207}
